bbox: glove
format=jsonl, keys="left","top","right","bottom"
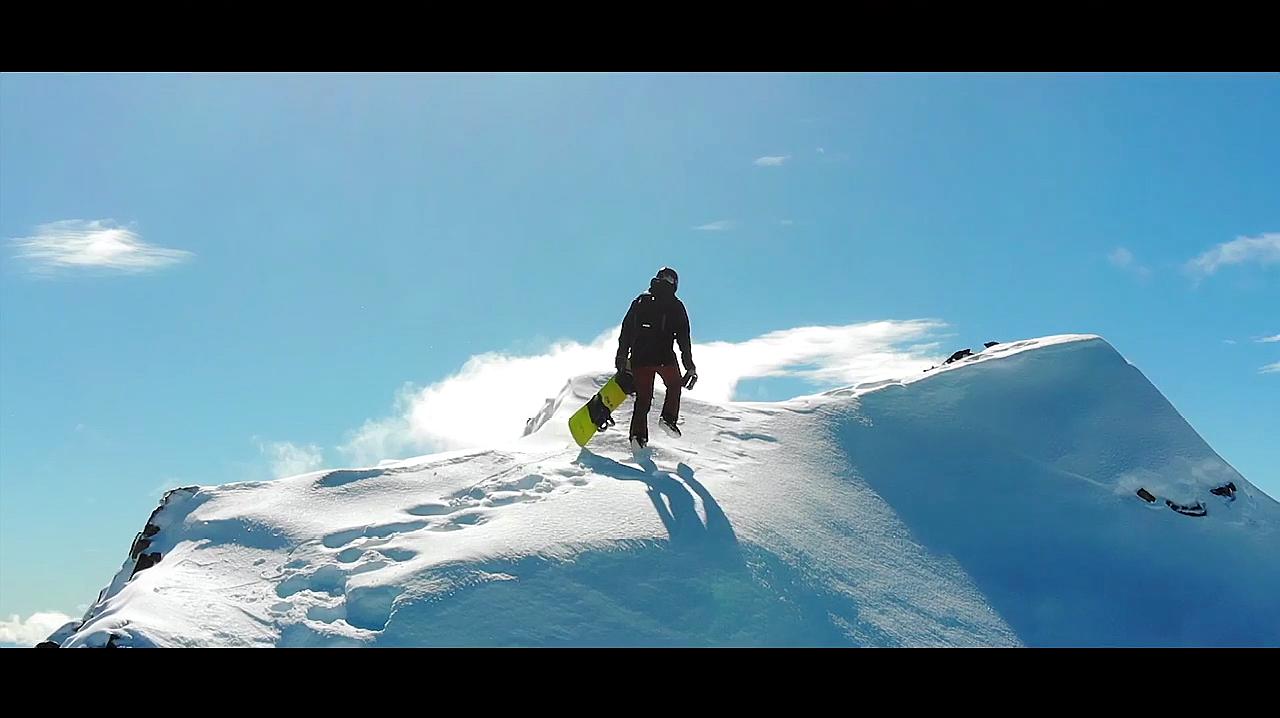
{"left": 615, "top": 354, "right": 628, "bottom": 373}
{"left": 682, "top": 369, "right": 698, "bottom": 390}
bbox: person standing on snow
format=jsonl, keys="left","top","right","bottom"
{"left": 614, "top": 266, "right": 698, "bottom": 448}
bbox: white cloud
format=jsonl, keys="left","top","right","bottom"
{"left": 1222, "top": 339, "right": 1238, "bottom": 345}
{"left": 342, "top": 332, "right": 621, "bottom": 464}
{"left": 1108, "top": 247, "right": 1134, "bottom": 267}
{"left": 339, "top": 390, "right": 424, "bottom": 466}
{"left": 693, "top": 220, "right": 735, "bottom": 231}
{"left": 0, "top": 611, "right": 76, "bottom": 646}
{"left": 780, "top": 220, "right": 795, "bottom": 226}
{"left": 754, "top": 155, "right": 791, "bottom": 167}
{"left": 1108, "top": 247, "right": 1152, "bottom": 279}
{"left": 692, "top": 320, "right": 945, "bottom": 400}
{"left": 1261, "top": 362, "right": 1280, "bottom": 375}
{"left": 257, "top": 440, "right": 325, "bottom": 478}
{"left": 340, "top": 320, "right": 947, "bottom": 465}
{"left": 10, "top": 220, "right": 193, "bottom": 276}
{"left": 1186, "top": 232, "right": 1280, "bottom": 279}
{"left": 1256, "top": 335, "right": 1280, "bottom": 343}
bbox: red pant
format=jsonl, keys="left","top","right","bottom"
{"left": 630, "top": 364, "right": 683, "bottom": 440}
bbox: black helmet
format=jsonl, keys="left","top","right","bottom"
{"left": 655, "top": 266, "right": 679, "bottom": 292}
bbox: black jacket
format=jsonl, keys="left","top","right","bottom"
{"left": 616, "top": 282, "right": 694, "bottom": 371}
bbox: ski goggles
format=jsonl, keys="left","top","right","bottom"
{"left": 657, "top": 273, "right": 676, "bottom": 285}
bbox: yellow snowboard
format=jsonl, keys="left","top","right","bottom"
{"left": 568, "top": 373, "right": 633, "bottom": 446}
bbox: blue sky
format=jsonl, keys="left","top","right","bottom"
{"left": 1, "top": 73, "right": 1277, "bottom": 639}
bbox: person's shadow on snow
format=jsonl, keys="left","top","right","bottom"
{"left": 575, "top": 450, "right": 739, "bottom": 554}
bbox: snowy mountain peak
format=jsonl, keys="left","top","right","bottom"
{"left": 49, "top": 335, "right": 1279, "bottom": 647}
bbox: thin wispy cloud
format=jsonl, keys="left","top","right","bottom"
{"left": 753, "top": 155, "right": 791, "bottom": 167}
{"left": 340, "top": 320, "right": 947, "bottom": 465}
{"left": 1186, "top": 232, "right": 1280, "bottom": 280}
{"left": 1256, "top": 335, "right": 1280, "bottom": 344}
{"left": 694, "top": 220, "right": 735, "bottom": 231}
{"left": 816, "top": 147, "right": 849, "bottom": 162}
{"left": 1223, "top": 340, "right": 1238, "bottom": 345}
{"left": 0, "top": 611, "right": 75, "bottom": 646}
{"left": 257, "top": 440, "right": 325, "bottom": 478}
{"left": 780, "top": 219, "right": 795, "bottom": 226}
{"left": 1108, "top": 247, "right": 1135, "bottom": 267}
{"left": 1260, "top": 362, "right": 1280, "bottom": 375}
{"left": 1108, "top": 247, "right": 1152, "bottom": 279}
{"left": 10, "top": 220, "right": 193, "bottom": 276}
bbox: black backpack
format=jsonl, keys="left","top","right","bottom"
{"left": 631, "top": 293, "right": 674, "bottom": 362}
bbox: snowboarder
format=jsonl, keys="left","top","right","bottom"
{"left": 615, "top": 266, "right": 698, "bottom": 449}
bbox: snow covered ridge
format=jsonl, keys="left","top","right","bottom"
{"left": 43, "top": 335, "right": 1280, "bottom": 647}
